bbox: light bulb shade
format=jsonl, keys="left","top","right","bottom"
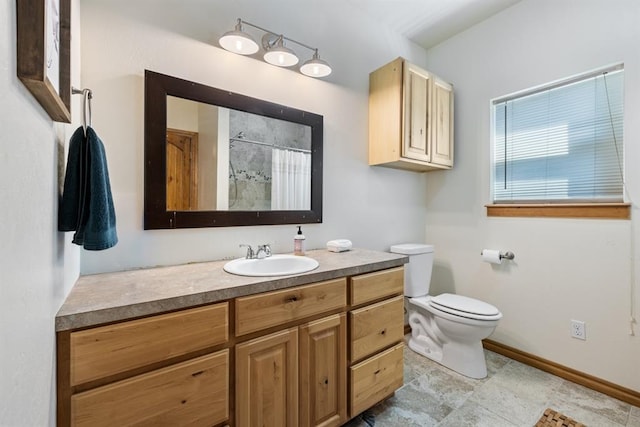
{"left": 263, "top": 37, "right": 299, "bottom": 67}
{"left": 219, "top": 22, "right": 259, "bottom": 55}
{"left": 300, "top": 52, "right": 332, "bottom": 78}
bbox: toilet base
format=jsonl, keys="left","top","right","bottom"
{"left": 408, "top": 335, "right": 488, "bottom": 379}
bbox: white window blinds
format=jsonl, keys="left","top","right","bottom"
{"left": 492, "top": 67, "right": 624, "bottom": 203}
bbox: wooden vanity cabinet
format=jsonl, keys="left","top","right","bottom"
{"left": 58, "top": 265, "right": 405, "bottom": 427}
{"left": 369, "top": 57, "right": 454, "bottom": 172}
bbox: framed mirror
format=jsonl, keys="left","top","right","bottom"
{"left": 144, "top": 70, "right": 323, "bottom": 229}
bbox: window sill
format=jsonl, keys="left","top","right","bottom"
{"left": 486, "top": 203, "right": 630, "bottom": 219}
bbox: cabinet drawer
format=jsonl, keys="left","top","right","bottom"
{"left": 236, "top": 278, "right": 347, "bottom": 336}
{"left": 350, "top": 267, "right": 404, "bottom": 306}
{"left": 349, "top": 343, "right": 403, "bottom": 417}
{"left": 70, "top": 303, "right": 228, "bottom": 386}
{"left": 350, "top": 296, "right": 404, "bottom": 362}
{"left": 71, "top": 350, "right": 229, "bottom": 427}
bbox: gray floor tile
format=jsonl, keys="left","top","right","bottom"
{"left": 409, "top": 367, "right": 477, "bottom": 409}
{"left": 470, "top": 377, "right": 548, "bottom": 425}
{"left": 403, "top": 344, "right": 431, "bottom": 383}
{"left": 369, "top": 391, "right": 441, "bottom": 426}
{"left": 356, "top": 335, "right": 639, "bottom": 427}
{"left": 484, "top": 349, "right": 510, "bottom": 377}
{"left": 547, "top": 380, "right": 631, "bottom": 426}
{"left": 628, "top": 405, "right": 640, "bottom": 427}
{"left": 437, "top": 400, "right": 519, "bottom": 427}
{"left": 487, "top": 359, "right": 564, "bottom": 402}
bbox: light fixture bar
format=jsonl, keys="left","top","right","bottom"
{"left": 238, "top": 20, "right": 317, "bottom": 53}
{"left": 219, "top": 18, "right": 332, "bottom": 78}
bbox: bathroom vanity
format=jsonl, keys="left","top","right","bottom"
{"left": 55, "top": 249, "right": 408, "bottom": 427}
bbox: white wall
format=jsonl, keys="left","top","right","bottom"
{"left": 79, "top": 0, "right": 430, "bottom": 274}
{"left": 424, "top": 0, "right": 640, "bottom": 391}
{"left": 0, "top": 1, "right": 82, "bottom": 425}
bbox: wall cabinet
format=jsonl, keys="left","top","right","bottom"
{"left": 57, "top": 268, "right": 404, "bottom": 426}
{"left": 369, "top": 57, "right": 454, "bottom": 172}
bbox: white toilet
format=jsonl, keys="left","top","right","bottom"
{"left": 390, "top": 243, "right": 502, "bottom": 379}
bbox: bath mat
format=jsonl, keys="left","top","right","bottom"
{"left": 534, "top": 408, "right": 586, "bottom": 427}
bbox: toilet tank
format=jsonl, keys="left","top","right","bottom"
{"left": 390, "top": 244, "right": 434, "bottom": 297}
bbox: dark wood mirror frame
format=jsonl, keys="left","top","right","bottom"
{"left": 144, "top": 70, "right": 323, "bottom": 229}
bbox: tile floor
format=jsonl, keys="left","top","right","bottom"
{"left": 347, "top": 336, "right": 640, "bottom": 427}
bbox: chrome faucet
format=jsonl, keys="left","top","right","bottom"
{"left": 239, "top": 244, "right": 272, "bottom": 259}
{"left": 239, "top": 244, "right": 255, "bottom": 259}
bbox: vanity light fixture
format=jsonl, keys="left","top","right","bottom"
{"left": 219, "top": 19, "right": 259, "bottom": 55}
{"left": 218, "top": 18, "right": 332, "bottom": 78}
{"left": 262, "top": 34, "right": 299, "bottom": 67}
{"left": 300, "top": 49, "right": 332, "bottom": 78}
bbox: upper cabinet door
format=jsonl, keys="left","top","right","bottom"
{"left": 431, "top": 76, "right": 454, "bottom": 167}
{"left": 403, "top": 63, "right": 431, "bottom": 163}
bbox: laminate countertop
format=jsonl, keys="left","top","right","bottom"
{"left": 55, "top": 248, "right": 408, "bottom": 332}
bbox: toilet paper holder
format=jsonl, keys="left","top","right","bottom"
{"left": 480, "top": 250, "right": 515, "bottom": 260}
{"left": 500, "top": 251, "right": 515, "bottom": 260}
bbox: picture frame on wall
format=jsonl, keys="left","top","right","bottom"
{"left": 17, "top": 0, "right": 71, "bottom": 123}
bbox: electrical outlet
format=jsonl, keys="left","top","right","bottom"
{"left": 571, "top": 320, "right": 586, "bottom": 340}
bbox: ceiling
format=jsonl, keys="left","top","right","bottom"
{"left": 346, "top": 0, "right": 521, "bottom": 49}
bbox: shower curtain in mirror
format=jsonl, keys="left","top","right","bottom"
{"left": 271, "top": 148, "right": 311, "bottom": 210}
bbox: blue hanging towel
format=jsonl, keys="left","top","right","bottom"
{"left": 59, "top": 126, "right": 118, "bottom": 250}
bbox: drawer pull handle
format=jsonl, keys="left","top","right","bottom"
{"left": 286, "top": 296, "right": 299, "bottom": 303}
{"left": 374, "top": 369, "right": 381, "bottom": 375}
{"left": 380, "top": 329, "right": 386, "bottom": 335}
{"left": 324, "top": 378, "right": 329, "bottom": 385}
{"left": 191, "top": 370, "right": 204, "bottom": 377}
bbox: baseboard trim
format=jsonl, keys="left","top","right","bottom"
{"left": 483, "top": 339, "right": 640, "bottom": 407}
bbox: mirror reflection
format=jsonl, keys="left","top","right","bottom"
{"left": 166, "top": 97, "right": 312, "bottom": 212}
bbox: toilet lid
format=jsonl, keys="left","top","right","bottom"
{"left": 430, "top": 293, "right": 501, "bottom": 318}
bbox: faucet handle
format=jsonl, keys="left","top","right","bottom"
{"left": 258, "top": 244, "right": 272, "bottom": 257}
{"left": 239, "top": 244, "right": 255, "bottom": 259}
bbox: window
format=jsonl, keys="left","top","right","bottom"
{"left": 491, "top": 66, "right": 624, "bottom": 212}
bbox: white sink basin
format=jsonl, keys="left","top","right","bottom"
{"left": 223, "top": 254, "right": 319, "bottom": 277}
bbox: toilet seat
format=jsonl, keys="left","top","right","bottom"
{"left": 411, "top": 294, "right": 502, "bottom": 321}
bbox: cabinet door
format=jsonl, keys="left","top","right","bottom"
{"left": 236, "top": 328, "right": 299, "bottom": 427}
{"left": 403, "top": 63, "right": 431, "bottom": 163}
{"left": 299, "top": 314, "right": 347, "bottom": 427}
{"left": 431, "top": 76, "right": 454, "bottom": 167}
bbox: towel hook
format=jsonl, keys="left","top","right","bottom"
{"left": 72, "top": 87, "right": 93, "bottom": 135}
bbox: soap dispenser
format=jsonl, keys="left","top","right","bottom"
{"left": 294, "top": 226, "right": 306, "bottom": 256}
